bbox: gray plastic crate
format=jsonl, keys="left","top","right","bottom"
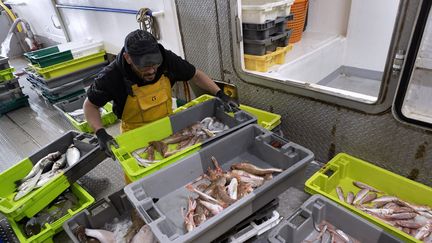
{"left": 124, "top": 124, "right": 314, "bottom": 243}
{"left": 268, "top": 195, "right": 403, "bottom": 243}
{"left": 26, "top": 75, "right": 85, "bottom": 98}
{"left": 63, "top": 189, "right": 135, "bottom": 242}
{"left": 0, "top": 56, "right": 9, "bottom": 70}
{"left": 0, "top": 78, "right": 20, "bottom": 93}
{"left": 243, "top": 17, "right": 287, "bottom": 40}
{"left": 244, "top": 29, "right": 292, "bottom": 55}
{"left": 25, "top": 61, "right": 107, "bottom": 89}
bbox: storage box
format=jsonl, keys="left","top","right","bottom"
{"left": 0, "top": 56, "right": 10, "bottom": 70}
{"left": 29, "top": 51, "right": 106, "bottom": 79}
{"left": 244, "top": 45, "right": 293, "bottom": 72}
{"left": 243, "top": 16, "right": 287, "bottom": 40}
{"left": 124, "top": 124, "right": 313, "bottom": 242}
{"left": 0, "top": 131, "right": 105, "bottom": 221}
{"left": 244, "top": 29, "right": 292, "bottom": 55}
{"left": 305, "top": 153, "right": 432, "bottom": 243}
{"left": 268, "top": 195, "right": 402, "bottom": 243}
{"left": 0, "top": 78, "right": 20, "bottom": 93}
{"left": 0, "top": 95, "right": 29, "bottom": 115}
{"left": 112, "top": 98, "right": 257, "bottom": 181}
{"left": 63, "top": 189, "right": 134, "bottom": 243}
{"left": 54, "top": 94, "right": 117, "bottom": 133}
{"left": 175, "top": 94, "right": 281, "bottom": 131}
{"left": 9, "top": 183, "right": 94, "bottom": 243}
{"left": 0, "top": 87, "right": 24, "bottom": 102}
{"left": 242, "top": 0, "right": 294, "bottom": 24}
{"left": 25, "top": 61, "right": 107, "bottom": 89}
{"left": 0, "top": 67, "right": 15, "bottom": 82}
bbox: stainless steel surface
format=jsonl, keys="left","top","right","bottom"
{"left": 176, "top": 0, "right": 432, "bottom": 187}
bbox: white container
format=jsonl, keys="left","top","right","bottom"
{"left": 242, "top": 0, "right": 279, "bottom": 4}
{"left": 70, "top": 41, "right": 104, "bottom": 59}
{"left": 242, "top": 0, "right": 292, "bottom": 24}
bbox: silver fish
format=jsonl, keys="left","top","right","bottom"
{"left": 84, "top": 228, "right": 115, "bottom": 243}
{"left": 358, "top": 192, "right": 377, "bottom": 205}
{"left": 34, "top": 170, "right": 64, "bottom": 189}
{"left": 14, "top": 169, "right": 43, "bottom": 201}
{"left": 353, "top": 181, "right": 381, "bottom": 193}
{"left": 353, "top": 189, "right": 369, "bottom": 205}
{"left": 231, "top": 162, "right": 283, "bottom": 176}
{"left": 372, "top": 196, "right": 399, "bottom": 204}
{"left": 336, "top": 187, "right": 345, "bottom": 202}
{"left": 347, "top": 192, "right": 354, "bottom": 205}
{"left": 415, "top": 223, "right": 432, "bottom": 240}
{"left": 227, "top": 178, "right": 238, "bottom": 200}
{"left": 21, "top": 151, "right": 61, "bottom": 182}
{"left": 66, "top": 145, "right": 80, "bottom": 167}
{"left": 198, "top": 200, "right": 223, "bottom": 216}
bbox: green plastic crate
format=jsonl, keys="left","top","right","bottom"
{"left": 28, "top": 50, "right": 74, "bottom": 68}
{"left": 0, "top": 67, "right": 15, "bottom": 82}
{"left": 112, "top": 117, "right": 201, "bottom": 182}
{"left": 68, "top": 102, "right": 117, "bottom": 133}
{"left": 0, "top": 96, "right": 29, "bottom": 115}
{"left": 305, "top": 153, "right": 432, "bottom": 243}
{"left": 9, "top": 183, "right": 94, "bottom": 243}
{"left": 174, "top": 94, "right": 281, "bottom": 130}
{"left": 29, "top": 51, "right": 106, "bottom": 79}
{"left": 24, "top": 46, "right": 59, "bottom": 60}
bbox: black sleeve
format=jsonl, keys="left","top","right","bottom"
{"left": 86, "top": 73, "right": 113, "bottom": 107}
{"left": 164, "top": 50, "right": 196, "bottom": 83}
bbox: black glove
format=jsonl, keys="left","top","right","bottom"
{"left": 216, "top": 90, "right": 239, "bottom": 112}
{"left": 95, "top": 128, "right": 118, "bottom": 159}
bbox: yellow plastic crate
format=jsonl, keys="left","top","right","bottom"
{"left": 305, "top": 153, "right": 432, "bottom": 243}
{"left": 29, "top": 51, "right": 106, "bottom": 79}
{"left": 244, "top": 45, "right": 293, "bottom": 72}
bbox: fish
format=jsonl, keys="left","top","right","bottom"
{"left": 395, "top": 220, "right": 424, "bottom": 229}
{"left": 124, "top": 209, "right": 145, "bottom": 242}
{"left": 162, "top": 133, "right": 193, "bottom": 144}
{"left": 198, "top": 200, "right": 223, "bottom": 216}
{"left": 193, "top": 202, "right": 207, "bottom": 226}
{"left": 149, "top": 141, "right": 168, "bottom": 157}
{"left": 211, "top": 156, "right": 223, "bottom": 174}
{"left": 384, "top": 213, "right": 417, "bottom": 220}
{"left": 353, "top": 189, "right": 369, "bottom": 205}
{"left": 177, "top": 136, "right": 193, "bottom": 150}
{"left": 231, "top": 162, "right": 283, "bottom": 176}
{"left": 215, "top": 185, "right": 236, "bottom": 206}
{"left": 131, "top": 225, "right": 157, "bottom": 243}
{"left": 19, "top": 151, "right": 61, "bottom": 183}
{"left": 227, "top": 178, "right": 238, "bottom": 200}
{"left": 335, "top": 229, "right": 351, "bottom": 242}
{"left": 415, "top": 223, "right": 432, "bottom": 240}
{"left": 34, "top": 169, "right": 64, "bottom": 189}
{"left": 353, "top": 181, "right": 381, "bottom": 193}
{"left": 204, "top": 176, "right": 226, "bottom": 195}
{"left": 185, "top": 184, "right": 224, "bottom": 207}
{"left": 346, "top": 192, "right": 354, "bottom": 204}
{"left": 231, "top": 170, "right": 264, "bottom": 187}
{"left": 372, "top": 196, "right": 399, "bottom": 204}
{"left": 66, "top": 144, "right": 81, "bottom": 167}
{"left": 336, "top": 187, "right": 345, "bottom": 202}
{"left": 24, "top": 217, "right": 41, "bottom": 237}
{"left": 183, "top": 197, "right": 196, "bottom": 232}
{"left": 358, "top": 192, "right": 377, "bottom": 205}
{"left": 14, "top": 169, "right": 43, "bottom": 201}
{"left": 85, "top": 228, "right": 115, "bottom": 243}
{"left": 202, "top": 128, "right": 216, "bottom": 137}
{"left": 237, "top": 181, "right": 253, "bottom": 199}
{"left": 146, "top": 145, "right": 155, "bottom": 161}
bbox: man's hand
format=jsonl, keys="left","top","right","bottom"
{"left": 216, "top": 90, "right": 239, "bottom": 112}
{"left": 95, "top": 128, "right": 118, "bottom": 159}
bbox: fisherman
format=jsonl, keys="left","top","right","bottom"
{"left": 84, "top": 30, "right": 237, "bottom": 170}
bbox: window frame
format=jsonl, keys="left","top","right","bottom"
{"left": 229, "top": 0, "right": 416, "bottom": 114}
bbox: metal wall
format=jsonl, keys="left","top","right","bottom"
{"left": 175, "top": 0, "right": 432, "bottom": 187}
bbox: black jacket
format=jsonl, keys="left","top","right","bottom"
{"left": 87, "top": 45, "right": 196, "bottom": 118}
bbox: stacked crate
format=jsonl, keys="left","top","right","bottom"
{"left": 242, "top": 0, "right": 294, "bottom": 72}
{"left": 0, "top": 56, "right": 29, "bottom": 115}
{"left": 24, "top": 39, "right": 108, "bottom": 103}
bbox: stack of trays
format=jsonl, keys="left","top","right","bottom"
{"left": 0, "top": 56, "right": 29, "bottom": 115}
{"left": 24, "top": 40, "right": 107, "bottom": 103}
{"left": 242, "top": 0, "right": 294, "bottom": 71}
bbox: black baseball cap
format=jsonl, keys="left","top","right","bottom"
{"left": 124, "top": 30, "right": 163, "bottom": 68}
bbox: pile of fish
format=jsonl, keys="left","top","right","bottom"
{"left": 73, "top": 210, "right": 157, "bottom": 243}
{"left": 21, "top": 189, "right": 79, "bottom": 238}
{"left": 336, "top": 181, "right": 432, "bottom": 241}
{"left": 14, "top": 144, "right": 81, "bottom": 201}
{"left": 306, "top": 221, "right": 359, "bottom": 243}
{"left": 67, "top": 107, "right": 107, "bottom": 123}
{"left": 182, "top": 156, "right": 283, "bottom": 233}
{"left": 132, "top": 117, "right": 229, "bottom": 167}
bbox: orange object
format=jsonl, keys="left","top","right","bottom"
{"left": 286, "top": 0, "right": 308, "bottom": 43}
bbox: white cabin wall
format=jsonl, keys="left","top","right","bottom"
{"left": 343, "top": 0, "right": 400, "bottom": 71}
{"left": 306, "top": 0, "right": 352, "bottom": 36}
{"left": 9, "top": 0, "right": 184, "bottom": 57}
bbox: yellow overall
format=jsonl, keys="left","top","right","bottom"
{"left": 120, "top": 75, "right": 173, "bottom": 183}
